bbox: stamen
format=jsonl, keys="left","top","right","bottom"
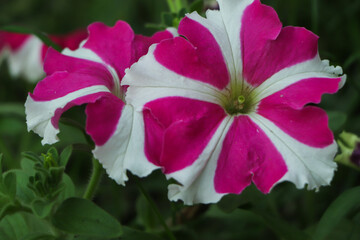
{"left": 238, "top": 95, "right": 245, "bottom": 104}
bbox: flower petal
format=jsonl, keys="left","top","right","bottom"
{"left": 25, "top": 70, "right": 110, "bottom": 144}
{"left": 92, "top": 106, "right": 159, "bottom": 184}
{"left": 153, "top": 13, "right": 231, "bottom": 89}
{"left": 250, "top": 113, "right": 337, "bottom": 190}
{"left": 85, "top": 93, "right": 125, "bottom": 146}
{"left": 214, "top": 115, "right": 287, "bottom": 194}
{"left": 143, "top": 97, "right": 226, "bottom": 173}
{"left": 217, "top": 0, "right": 255, "bottom": 78}
{"left": 167, "top": 116, "right": 233, "bottom": 205}
{"left": 6, "top": 36, "right": 44, "bottom": 82}
{"left": 123, "top": 45, "right": 226, "bottom": 109}
{"left": 256, "top": 77, "right": 342, "bottom": 148}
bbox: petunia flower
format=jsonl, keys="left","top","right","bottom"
{"left": 25, "top": 21, "right": 177, "bottom": 184}
{"left": 122, "top": 0, "right": 346, "bottom": 204}
{"left": 0, "top": 29, "right": 87, "bottom": 82}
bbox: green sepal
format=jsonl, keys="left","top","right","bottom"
{"left": 31, "top": 199, "right": 55, "bottom": 219}
{"left": 59, "top": 145, "right": 73, "bottom": 167}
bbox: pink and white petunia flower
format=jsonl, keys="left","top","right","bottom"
{"left": 25, "top": 21, "right": 177, "bottom": 184}
{"left": 122, "top": 0, "right": 346, "bottom": 204}
{"left": 0, "top": 30, "right": 87, "bottom": 82}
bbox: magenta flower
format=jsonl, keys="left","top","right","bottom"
{"left": 0, "top": 30, "right": 87, "bottom": 82}
{"left": 123, "top": 0, "right": 346, "bottom": 204}
{"left": 25, "top": 21, "right": 177, "bottom": 184}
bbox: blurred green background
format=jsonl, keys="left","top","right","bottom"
{"left": 0, "top": 0, "right": 359, "bottom": 239}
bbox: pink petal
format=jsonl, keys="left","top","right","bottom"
{"left": 0, "top": 31, "right": 30, "bottom": 51}
{"left": 154, "top": 16, "right": 230, "bottom": 90}
{"left": 33, "top": 50, "right": 113, "bottom": 101}
{"left": 51, "top": 92, "right": 106, "bottom": 129}
{"left": 132, "top": 29, "right": 175, "bottom": 63}
{"left": 241, "top": 0, "right": 318, "bottom": 87}
{"left": 41, "top": 29, "right": 88, "bottom": 60}
{"left": 143, "top": 97, "right": 226, "bottom": 173}
{"left": 257, "top": 77, "right": 341, "bottom": 148}
{"left": 214, "top": 115, "right": 287, "bottom": 194}
{"left": 85, "top": 93, "right": 125, "bottom": 146}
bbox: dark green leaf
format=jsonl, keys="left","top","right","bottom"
{"left": 57, "top": 174, "right": 75, "bottom": 202}
{"left": 22, "top": 152, "right": 42, "bottom": 164}
{"left": 20, "top": 233, "right": 57, "bottom": 240}
{"left": 52, "top": 197, "right": 122, "bottom": 238}
{"left": 313, "top": 186, "right": 360, "bottom": 240}
{"left": 31, "top": 199, "right": 55, "bottom": 218}
{"left": 327, "top": 111, "right": 347, "bottom": 132}
{"left": 217, "top": 184, "right": 266, "bottom": 213}
{"left": 59, "top": 145, "right": 73, "bottom": 167}
{"left": 3, "top": 171, "right": 16, "bottom": 200}
{"left": 136, "top": 194, "right": 159, "bottom": 230}
{"left": 253, "top": 210, "right": 312, "bottom": 240}
{"left": 162, "top": 12, "right": 175, "bottom": 26}
{"left": 49, "top": 166, "right": 65, "bottom": 185}
{"left": 122, "top": 226, "right": 163, "bottom": 240}
{"left": 189, "top": 0, "right": 203, "bottom": 13}
{"left": 7, "top": 170, "right": 35, "bottom": 205}
{"left": 0, "top": 212, "right": 52, "bottom": 240}
{"left": 0, "top": 118, "right": 25, "bottom": 135}
{"left": 0, "top": 103, "right": 25, "bottom": 117}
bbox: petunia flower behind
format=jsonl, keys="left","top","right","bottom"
{"left": 25, "top": 21, "right": 177, "bottom": 184}
{"left": 0, "top": 29, "right": 87, "bottom": 82}
{"left": 122, "top": 0, "right": 346, "bottom": 204}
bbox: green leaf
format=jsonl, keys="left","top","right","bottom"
{"left": 162, "top": 12, "right": 175, "bottom": 26}
{"left": 136, "top": 194, "right": 159, "bottom": 230}
{"left": 3, "top": 172, "right": 17, "bottom": 200}
{"left": 52, "top": 197, "right": 122, "bottom": 238}
{"left": 0, "top": 118, "right": 25, "bottom": 135}
{"left": 0, "top": 25, "right": 61, "bottom": 52}
{"left": 57, "top": 174, "right": 75, "bottom": 201}
{"left": 313, "top": 186, "right": 360, "bottom": 240}
{"left": 7, "top": 170, "right": 35, "bottom": 205}
{"left": 122, "top": 227, "right": 163, "bottom": 240}
{"left": 59, "top": 145, "right": 73, "bottom": 167}
{"left": 208, "top": 206, "right": 311, "bottom": 240}
{"left": 253, "top": 210, "right": 312, "bottom": 240}
{"left": 0, "top": 103, "right": 25, "bottom": 117}
{"left": 189, "top": 0, "right": 203, "bottom": 13}
{"left": 217, "top": 184, "right": 266, "bottom": 213}
{"left": 0, "top": 212, "right": 53, "bottom": 240}
{"left": 22, "top": 152, "right": 42, "bottom": 164}
{"left": 327, "top": 111, "right": 347, "bottom": 132}
{"left": 31, "top": 199, "right": 55, "bottom": 219}
{"left": 20, "top": 233, "right": 57, "bottom": 240}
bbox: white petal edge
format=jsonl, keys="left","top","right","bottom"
{"left": 254, "top": 55, "right": 346, "bottom": 102}
{"left": 167, "top": 116, "right": 233, "bottom": 205}
{"left": 62, "top": 47, "right": 123, "bottom": 99}
{"left": 123, "top": 45, "right": 227, "bottom": 110}
{"left": 217, "top": 0, "right": 255, "bottom": 81}
{"left": 25, "top": 85, "right": 110, "bottom": 145}
{"left": 93, "top": 105, "right": 159, "bottom": 185}
{"left": 7, "top": 36, "right": 44, "bottom": 82}
{"left": 250, "top": 113, "right": 337, "bottom": 191}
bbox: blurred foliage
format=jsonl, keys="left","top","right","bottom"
{"left": 0, "top": 0, "right": 360, "bottom": 239}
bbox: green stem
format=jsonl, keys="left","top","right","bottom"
{"left": 83, "top": 158, "right": 103, "bottom": 200}
{"left": 135, "top": 177, "right": 176, "bottom": 240}
{"left": 166, "top": 0, "right": 188, "bottom": 13}
{"left": 167, "top": 0, "right": 177, "bottom": 13}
